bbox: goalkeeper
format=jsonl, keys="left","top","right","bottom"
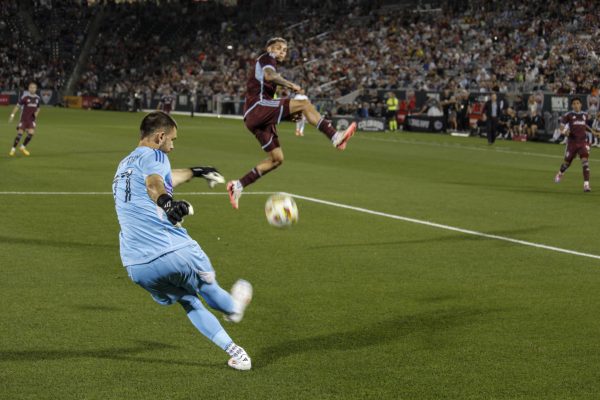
{"left": 112, "top": 111, "right": 253, "bottom": 370}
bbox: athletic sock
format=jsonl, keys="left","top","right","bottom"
{"left": 13, "top": 133, "right": 23, "bottom": 148}
{"left": 178, "top": 294, "right": 233, "bottom": 350}
{"left": 583, "top": 160, "right": 590, "bottom": 181}
{"left": 316, "top": 117, "right": 336, "bottom": 140}
{"left": 23, "top": 134, "right": 33, "bottom": 147}
{"left": 239, "top": 168, "right": 261, "bottom": 188}
{"left": 559, "top": 163, "right": 570, "bottom": 174}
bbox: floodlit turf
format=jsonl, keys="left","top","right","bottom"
{"left": 2, "top": 108, "right": 600, "bottom": 399}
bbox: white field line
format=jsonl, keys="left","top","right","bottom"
{"left": 356, "top": 135, "right": 600, "bottom": 163}
{"left": 1, "top": 191, "right": 599, "bottom": 261}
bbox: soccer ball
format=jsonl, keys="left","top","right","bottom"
{"left": 265, "top": 194, "right": 298, "bottom": 228}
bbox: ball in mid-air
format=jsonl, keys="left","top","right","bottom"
{"left": 265, "top": 194, "right": 298, "bottom": 228}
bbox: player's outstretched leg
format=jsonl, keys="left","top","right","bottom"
{"left": 555, "top": 160, "right": 571, "bottom": 183}
{"left": 178, "top": 294, "right": 252, "bottom": 370}
{"left": 9, "top": 132, "right": 23, "bottom": 156}
{"left": 228, "top": 148, "right": 283, "bottom": 209}
{"left": 582, "top": 158, "right": 591, "bottom": 192}
{"left": 198, "top": 279, "right": 253, "bottom": 323}
{"left": 290, "top": 98, "right": 357, "bottom": 150}
{"left": 20, "top": 132, "right": 34, "bottom": 156}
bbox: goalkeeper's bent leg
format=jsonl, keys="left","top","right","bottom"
{"left": 178, "top": 294, "right": 233, "bottom": 349}
{"left": 198, "top": 281, "right": 235, "bottom": 314}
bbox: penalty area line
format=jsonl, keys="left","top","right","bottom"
{"left": 1, "top": 191, "right": 599, "bottom": 261}
{"left": 285, "top": 192, "right": 600, "bottom": 261}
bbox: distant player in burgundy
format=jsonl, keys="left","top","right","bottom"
{"left": 157, "top": 93, "right": 175, "bottom": 114}
{"left": 554, "top": 98, "right": 599, "bottom": 192}
{"left": 8, "top": 82, "right": 41, "bottom": 156}
{"left": 226, "top": 37, "right": 357, "bottom": 209}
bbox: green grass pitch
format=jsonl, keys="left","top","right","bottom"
{"left": 1, "top": 108, "right": 600, "bottom": 399}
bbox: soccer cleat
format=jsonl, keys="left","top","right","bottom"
{"left": 19, "top": 146, "right": 30, "bottom": 156}
{"left": 332, "top": 122, "right": 357, "bottom": 150}
{"left": 226, "top": 180, "right": 243, "bottom": 209}
{"left": 9, "top": 148, "right": 16, "bottom": 157}
{"left": 554, "top": 172, "right": 563, "bottom": 183}
{"left": 584, "top": 182, "right": 591, "bottom": 192}
{"left": 227, "top": 346, "right": 252, "bottom": 371}
{"left": 295, "top": 129, "right": 304, "bottom": 137}
{"left": 224, "top": 279, "right": 253, "bottom": 323}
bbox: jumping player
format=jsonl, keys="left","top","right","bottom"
{"left": 157, "top": 92, "right": 175, "bottom": 114}
{"left": 226, "top": 37, "right": 357, "bottom": 209}
{"left": 8, "top": 82, "right": 40, "bottom": 156}
{"left": 113, "top": 111, "right": 252, "bottom": 370}
{"left": 554, "top": 98, "right": 599, "bottom": 192}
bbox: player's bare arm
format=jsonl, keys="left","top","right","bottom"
{"left": 171, "top": 167, "right": 225, "bottom": 188}
{"left": 263, "top": 69, "right": 302, "bottom": 93}
{"left": 145, "top": 174, "right": 168, "bottom": 202}
{"left": 171, "top": 169, "right": 193, "bottom": 187}
{"left": 8, "top": 105, "right": 19, "bottom": 122}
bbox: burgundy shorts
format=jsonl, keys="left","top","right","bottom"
{"left": 565, "top": 141, "right": 590, "bottom": 161}
{"left": 243, "top": 99, "right": 291, "bottom": 152}
{"left": 17, "top": 120, "right": 36, "bottom": 131}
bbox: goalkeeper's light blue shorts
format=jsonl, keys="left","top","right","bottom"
{"left": 126, "top": 242, "right": 216, "bottom": 305}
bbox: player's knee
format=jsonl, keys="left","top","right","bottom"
{"left": 582, "top": 159, "right": 590, "bottom": 169}
{"left": 271, "top": 152, "right": 284, "bottom": 165}
{"left": 197, "top": 270, "right": 215, "bottom": 284}
{"left": 297, "top": 99, "right": 312, "bottom": 111}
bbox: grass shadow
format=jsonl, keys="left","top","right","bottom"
{"left": 0, "top": 340, "right": 216, "bottom": 368}
{"left": 255, "top": 306, "right": 503, "bottom": 369}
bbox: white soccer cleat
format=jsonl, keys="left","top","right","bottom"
{"left": 227, "top": 346, "right": 252, "bottom": 371}
{"left": 332, "top": 122, "right": 357, "bottom": 150}
{"left": 224, "top": 279, "right": 252, "bottom": 323}
{"left": 226, "top": 180, "right": 243, "bottom": 209}
{"left": 554, "top": 172, "right": 563, "bottom": 184}
{"left": 584, "top": 182, "right": 591, "bottom": 192}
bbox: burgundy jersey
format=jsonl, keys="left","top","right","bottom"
{"left": 244, "top": 53, "right": 278, "bottom": 112}
{"left": 561, "top": 111, "right": 589, "bottom": 143}
{"left": 160, "top": 95, "right": 174, "bottom": 112}
{"left": 18, "top": 93, "right": 40, "bottom": 124}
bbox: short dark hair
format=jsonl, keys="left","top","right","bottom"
{"left": 571, "top": 97, "right": 582, "bottom": 104}
{"left": 266, "top": 37, "right": 287, "bottom": 48}
{"left": 140, "top": 111, "right": 177, "bottom": 139}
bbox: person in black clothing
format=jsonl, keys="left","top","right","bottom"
{"left": 482, "top": 92, "right": 504, "bottom": 144}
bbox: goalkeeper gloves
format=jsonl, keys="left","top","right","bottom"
{"left": 157, "top": 194, "right": 192, "bottom": 226}
{"left": 191, "top": 166, "right": 225, "bottom": 188}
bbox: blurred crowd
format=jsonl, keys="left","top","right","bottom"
{"left": 0, "top": 0, "right": 92, "bottom": 94}
{"left": 1, "top": 0, "right": 599, "bottom": 112}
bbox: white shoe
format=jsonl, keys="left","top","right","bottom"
{"left": 227, "top": 346, "right": 252, "bottom": 371}
{"left": 224, "top": 279, "right": 252, "bottom": 323}
{"left": 226, "top": 180, "right": 243, "bottom": 209}
{"left": 332, "top": 122, "right": 357, "bottom": 150}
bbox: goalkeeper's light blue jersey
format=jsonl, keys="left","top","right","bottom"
{"left": 113, "top": 146, "right": 194, "bottom": 266}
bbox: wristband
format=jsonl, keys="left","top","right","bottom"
{"left": 156, "top": 194, "right": 173, "bottom": 209}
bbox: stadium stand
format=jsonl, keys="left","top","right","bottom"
{"left": 1, "top": 0, "right": 598, "bottom": 128}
